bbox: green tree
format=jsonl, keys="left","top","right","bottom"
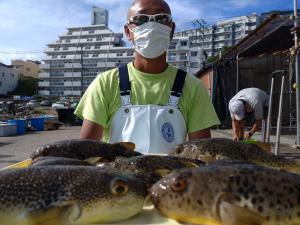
{"left": 207, "top": 46, "right": 231, "bottom": 63}
{"left": 12, "top": 76, "right": 39, "bottom": 96}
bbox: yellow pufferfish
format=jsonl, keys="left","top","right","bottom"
{"left": 151, "top": 162, "right": 300, "bottom": 225}
{"left": 0, "top": 166, "right": 147, "bottom": 225}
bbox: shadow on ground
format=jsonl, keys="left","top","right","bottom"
{"left": 0, "top": 142, "right": 12, "bottom": 147}
{"left": 0, "top": 154, "right": 15, "bottom": 158}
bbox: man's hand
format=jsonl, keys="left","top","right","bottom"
{"left": 233, "top": 135, "right": 239, "bottom": 141}
{"left": 244, "top": 131, "right": 253, "bottom": 140}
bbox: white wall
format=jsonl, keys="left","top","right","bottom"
{"left": 0, "top": 64, "right": 19, "bottom": 95}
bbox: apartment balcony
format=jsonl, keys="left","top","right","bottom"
{"left": 189, "top": 56, "right": 201, "bottom": 62}
{"left": 39, "top": 81, "right": 50, "bottom": 87}
{"left": 64, "top": 90, "right": 81, "bottom": 96}
{"left": 39, "top": 64, "right": 50, "bottom": 69}
{"left": 39, "top": 90, "right": 50, "bottom": 96}
{"left": 64, "top": 72, "right": 81, "bottom": 78}
{"left": 64, "top": 63, "right": 82, "bottom": 69}
{"left": 167, "top": 56, "right": 189, "bottom": 62}
{"left": 39, "top": 72, "right": 50, "bottom": 78}
{"left": 97, "top": 62, "right": 115, "bottom": 68}
{"left": 64, "top": 81, "right": 81, "bottom": 87}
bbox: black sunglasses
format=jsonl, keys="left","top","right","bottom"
{"left": 127, "top": 13, "right": 172, "bottom": 26}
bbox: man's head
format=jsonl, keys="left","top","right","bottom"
{"left": 124, "top": 0, "right": 175, "bottom": 59}
{"left": 229, "top": 100, "right": 245, "bottom": 121}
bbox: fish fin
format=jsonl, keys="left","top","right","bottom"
{"left": 84, "top": 156, "right": 102, "bottom": 164}
{"left": 113, "top": 142, "right": 136, "bottom": 151}
{"left": 1, "top": 158, "right": 32, "bottom": 170}
{"left": 219, "top": 201, "right": 265, "bottom": 225}
{"left": 153, "top": 169, "right": 171, "bottom": 177}
{"left": 199, "top": 155, "right": 219, "bottom": 163}
{"left": 27, "top": 204, "right": 81, "bottom": 225}
{"left": 180, "top": 161, "right": 199, "bottom": 168}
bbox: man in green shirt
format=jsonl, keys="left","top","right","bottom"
{"left": 75, "top": 0, "right": 220, "bottom": 154}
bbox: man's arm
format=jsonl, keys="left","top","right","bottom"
{"left": 244, "top": 119, "right": 262, "bottom": 140}
{"left": 188, "top": 128, "right": 211, "bottom": 140}
{"left": 232, "top": 119, "right": 245, "bottom": 141}
{"left": 80, "top": 119, "right": 104, "bottom": 140}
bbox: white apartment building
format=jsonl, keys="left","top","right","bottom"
{"left": 39, "top": 7, "right": 134, "bottom": 97}
{"left": 174, "top": 13, "right": 260, "bottom": 57}
{"left": 167, "top": 36, "right": 203, "bottom": 75}
{"left": 0, "top": 63, "right": 19, "bottom": 95}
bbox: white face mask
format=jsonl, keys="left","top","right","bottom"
{"left": 129, "top": 22, "right": 172, "bottom": 59}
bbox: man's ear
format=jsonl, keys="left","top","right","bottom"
{"left": 124, "top": 24, "right": 132, "bottom": 41}
{"left": 170, "top": 22, "right": 176, "bottom": 40}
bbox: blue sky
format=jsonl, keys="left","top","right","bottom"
{"left": 0, "top": 0, "right": 295, "bottom": 64}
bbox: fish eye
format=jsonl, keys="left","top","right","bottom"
{"left": 111, "top": 179, "right": 129, "bottom": 196}
{"left": 170, "top": 177, "right": 187, "bottom": 192}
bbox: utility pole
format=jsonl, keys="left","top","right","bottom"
{"left": 294, "top": 0, "right": 300, "bottom": 145}
{"left": 192, "top": 19, "right": 207, "bottom": 68}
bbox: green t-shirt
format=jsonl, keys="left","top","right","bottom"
{"left": 75, "top": 62, "right": 220, "bottom": 141}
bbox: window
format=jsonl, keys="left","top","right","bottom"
{"left": 87, "top": 38, "right": 93, "bottom": 42}
{"left": 84, "top": 46, "right": 91, "bottom": 49}
{"left": 27, "top": 68, "right": 30, "bottom": 71}
{"left": 127, "top": 52, "right": 133, "bottom": 56}
{"left": 63, "top": 47, "right": 68, "bottom": 50}
{"left": 53, "top": 55, "right": 58, "bottom": 58}
{"left": 83, "top": 54, "right": 89, "bottom": 58}
{"left": 92, "top": 54, "right": 99, "bottom": 57}
{"left": 54, "top": 47, "right": 60, "bottom": 51}
{"left": 65, "top": 39, "right": 71, "bottom": 43}
{"left": 224, "top": 27, "right": 231, "bottom": 31}
{"left": 180, "top": 53, "right": 187, "bottom": 60}
{"left": 181, "top": 41, "right": 187, "bottom": 46}
{"left": 0, "top": 81, "right": 2, "bottom": 86}
{"left": 190, "top": 62, "right": 198, "bottom": 68}
{"left": 89, "top": 30, "right": 94, "bottom": 34}
{"left": 95, "top": 45, "right": 101, "bottom": 49}
{"left": 169, "top": 44, "right": 176, "bottom": 49}
{"left": 61, "top": 55, "right": 66, "bottom": 59}
{"left": 67, "top": 31, "right": 72, "bottom": 35}
{"left": 225, "top": 34, "right": 231, "bottom": 39}
{"left": 191, "top": 51, "right": 197, "bottom": 56}
{"left": 2, "top": 72, "right": 4, "bottom": 77}
{"left": 117, "top": 53, "right": 123, "bottom": 56}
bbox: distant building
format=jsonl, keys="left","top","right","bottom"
{"left": 167, "top": 36, "right": 203, "bottom": 74}
{"left": 92, "top": 7, "right": 109, "bottom": 26}
{"left": 38, "top": 7, "right": 134, "bottom": 97}
{"left": 174, "top": 13, "right": 261, "bottom": 57}
{"left": 0, "top": 63, "right": 19, "bottom": 95}
{"left": 12, "top": 60, "right": 41, "bottom": 78}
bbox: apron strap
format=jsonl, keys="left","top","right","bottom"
{"left": 118, "top": 65, "right": 131, "bottom": 106}
{"left": 168, "top": 69, "right": 187, "bottom": 107}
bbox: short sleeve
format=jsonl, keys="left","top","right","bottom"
{"left": 253, "top": 103, "right": 263, "bottom": 119}
{"left": 186, "top": 80, "right": 220, "bottom": 133}
{"left": 74, "top": 75, "right": 109, "bottom": 128}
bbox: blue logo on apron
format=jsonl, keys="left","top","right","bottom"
{"left": 161, "top": 122, "right": 174, "bottom": 143}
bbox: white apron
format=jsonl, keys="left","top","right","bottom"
{"left": 109, "top": 65, "right": 187, "bottom": 154}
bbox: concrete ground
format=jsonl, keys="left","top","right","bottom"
{"left": 0, "top": 125, "right": 300, "bottom": 168}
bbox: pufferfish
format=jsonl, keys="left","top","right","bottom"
{"left": 169, "top": 138, "right": 300, "bottom": 173}
{"left": 151, "top": 162, "right": 300, "bottom": 225}
{"left": 0, "top": 166, "right": 147, "bottom": 225}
